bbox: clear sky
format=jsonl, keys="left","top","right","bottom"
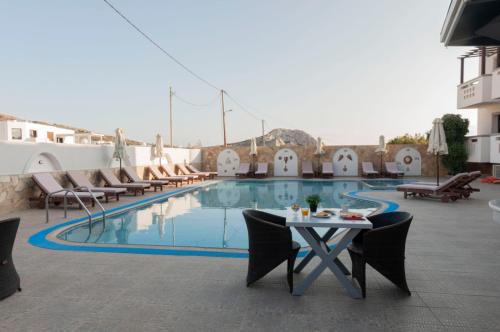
{"left": 0, "top": 0, "right": 479, "bottom": 146}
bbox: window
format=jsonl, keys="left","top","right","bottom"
{"left": 30, "top": 129, "right": 37, "bottom": 138}
{"left": 11, "top": 128, "right": 22, "bottom": 140}
{"left": 47, "top": 132, "right": 54, "bottom": 142}
{"left": 56, "top": 137, "right": 64, "bottom": 143}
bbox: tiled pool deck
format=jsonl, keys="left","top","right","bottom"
{"left": 1, "top": 178, "right": 499, "bottom": 331}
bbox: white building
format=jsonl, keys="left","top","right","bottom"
{"left": 441, "top": 0, "right": 500, "bottom": 174}
{"left": 0, "top": 120, "right": 75, "bottom": 144}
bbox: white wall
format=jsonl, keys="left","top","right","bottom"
{"left": 466, "top": 136, "right": 490, "bottom": 163}
{"left": 0, "top": 141, "right": 200, "bottom": 176}
{"left": 490, "top": 134, "right": 500, "bottom": 164}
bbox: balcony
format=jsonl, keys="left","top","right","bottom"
{"left": 457, "top": 75, "right": 493, "bottom": 109}
{"left": 492, "top": 67, "right": 500, "bottom": 100}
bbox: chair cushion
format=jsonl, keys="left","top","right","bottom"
{"left": 347, "top": 242, "right": 363, "bottom": 255}
{"left": 292, "top": 241, "right": 301, "bottom": 250}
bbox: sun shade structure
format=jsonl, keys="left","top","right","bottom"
{"left": 154, "top": 134, "right": 165, "bottom": 166}
{"left": 112, "top": 128, "right": 127, "bottom": 173}
{"left": 428, "top": 118, "right": 449, "bottom": 185}
{"left": 441, "top": 0, "right": 500, "bottom": 46}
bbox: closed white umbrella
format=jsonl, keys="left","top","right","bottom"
{"left": 428, "top": 118, "right": 448, "bottom": 185}
{"left": 375, "top": 135, "right": 387, "bottom": 174}
{"left": 249, "top": 137, "right": 258, "bottom": 156}
{"left": 314, "top": 137, "right": 325, "bottom": 155}
{"left": 314, "top": 137, "right": 325, "bottom": 174}
{"left": 154, "top": 134, "right": 165, "bottom": 166}
{"left": 113, "top": 128, "right": 127, "bottom": 174}
{"left": 249, "top": 137, "right": 258, "bottom": 173}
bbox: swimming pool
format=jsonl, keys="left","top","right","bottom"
{"left": 361, "top": 179, "right": 416, "bottom": 190}
{"left": 55, "top": 180, "right": 386, "bottom": 250}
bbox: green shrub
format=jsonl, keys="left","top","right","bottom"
{"left": 441, "top": 114, "right": 469, "bottom": 174}
{"left": 388, "top": 133, "right": 428, "bottom": 144}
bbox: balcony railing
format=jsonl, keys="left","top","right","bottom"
{"left": 492, "top": 68, "right": 500, "bottom": 100}
{"left": 457, "top": 75, "right": 493, "bottom": 109}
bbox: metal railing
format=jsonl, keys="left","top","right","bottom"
{"left": 45, "top": 188, "right": 106, "bottom": 229}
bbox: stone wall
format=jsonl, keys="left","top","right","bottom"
{"left": 0, "top": 164, "right": 192, "bottom": 215}
{"left": 201, "top": 144, "right": 449, "bottom": 177}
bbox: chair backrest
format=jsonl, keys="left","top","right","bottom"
{"left": 322, "top": 162, "right": 333, "bottom": 173}
{"left": 359, "top": 211, "right": 413, "bottom": 260}
{"left": 242, "top": 210, "right": 292, "bottom": 251}
{"left": 149, "top": 166, "right": 164, "bottom": 179}
{"left": 437, "top": 172, "right": 469, "bottom": 192}
{"left": 123, "top": 166, "right": 142, "bottom": 182}
{"left": 187, "top": 164, "right": 200, "bottom": 173}
{"left": 100, "top": 169, "right": 121, "bottom": 186}
{"left": 362, "top": 162, "right": 375, "bottom": 172}
{"left": 302, "top": 160, "right": 313, "bottom": 173}
{"left": 256, "top": 163, "right": 268, "bottom": 173}
{"left": 469, "top": 171, "right": 481, "bottom": 180}
{"left": 161, "top": 165, "right": 177, "bottom": 177}
{"left": 67, "top": 170, "right": 94, "bottom": 189}
{"left": 32, "top": 173, "right": 64, "bottom": 194}
{"left": 176, "top": 164, "right": 192, "bottom": 175}
{"left": 238, "top": 163, "right": 250, "bottom": 173}
{"left": 385, "top": 162, "right": 400, "bottom": 173}
{"left": 0, "top": 218, "right": 20, "bottom": 262}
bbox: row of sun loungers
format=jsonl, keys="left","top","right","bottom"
{"left": 396, "top": 171, "right": 481, "bottom": 202}
{"left": 32, "top": 164, "right": 211, "bottom": 208}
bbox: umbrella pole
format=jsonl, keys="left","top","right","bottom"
{"left": 379, "top": 154, "right": 383, "bottom": 177}
{"left": 119, "top": 158, "right": 122, "bottom": 181}
{"left": 436, "top": 154, "right": 439, "bottom": 186}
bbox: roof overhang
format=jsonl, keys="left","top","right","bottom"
{"left": 441, "top": 0, "right": 500, "bottom": 46}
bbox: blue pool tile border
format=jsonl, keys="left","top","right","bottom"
{"left": 28, "top": 182, "right": 400, "bottom": 259}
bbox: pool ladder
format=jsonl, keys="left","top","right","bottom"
{"left": 45, "top": 187, "right": 106, "bottom": 229}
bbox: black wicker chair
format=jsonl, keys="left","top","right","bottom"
{"left": 347, "top": 211, "right": 412, "bottom": 298}
{"left": 0, "top": 217, "right": 21, "bottom": 300}
{"left": 242, "top": 210, "right": 300, "bottom": 293}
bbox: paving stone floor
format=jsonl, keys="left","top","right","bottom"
{"left": 0, "top": 179, "right": 499, "bottom": 331}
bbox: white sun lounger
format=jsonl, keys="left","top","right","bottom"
{"left": 362, "top": 162, "right": 379, "bottom": 178}
{"left": 67, "top": 170, "right": 126, "bottom": 202}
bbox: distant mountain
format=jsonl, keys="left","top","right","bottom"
{"left": 231, "top": 128, "right": 317, "bottom": 147}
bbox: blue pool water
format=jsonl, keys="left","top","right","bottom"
{"left": 57, "top": 180, "right": 382, "bottom": 249}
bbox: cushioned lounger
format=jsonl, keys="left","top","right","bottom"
{"left": 32, "top": 173, "right": 105, "bottom": 207}
{"left": 67, "top": 170, "right": 126, "bottom": 202}
{"left": 236, "top": 163, "right": 251, "bottom": 177}
{"left": 147, "top": 166, "right": 185, "bottom": 187}
{"left": 176, "top": 164, "right": 206, "bottom": 181}
{"left": 99, "top": 169, "right": 149, "bottom": 196}
{"left": 186, "top": 164, "right": 216, "bottom": 179}
{"left": 122, "top": 166, "right": 169, "bottom": 192}
{"left": 362, "top": 162, "right": 379, "bottom": 178}
{"left": 159, "top": 165, "right": 195, "bottom": 183}
{"left": 395, "top": 173, "right": 469, "bottom": 202}
{"left": 254, "top": 163, "right": 268, "bottom": 178}
{"left": 321, "top": 162, "right": 334, "bottom": 178}
{"left": 385, "top": 162, "right": 404, "bottom": 178}
{"left": 302, "top": 160, "right": 314, "bottom": 178}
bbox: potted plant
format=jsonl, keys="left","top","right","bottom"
{"left": 305, "top": 195, "right": 321, "bottom": 213}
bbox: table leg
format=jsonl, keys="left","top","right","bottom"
{"left": 294, "top": 228, "right": 350, "bottom": 275}
{"left": 293, "top": 227, "right": 362, "bottom": 298}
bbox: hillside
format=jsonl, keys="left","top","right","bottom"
{"left": 230, "top": 128, "right": 317, "bottom": 147}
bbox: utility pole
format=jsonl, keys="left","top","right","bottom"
{"left": 261, "top": 119, "right": 265, "bottom": 146}
{"left": 221, "top": 90, "right": 227, "bottom": 147}
{"left": 169, "top": 86, "right": 173, "bottom": 147}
